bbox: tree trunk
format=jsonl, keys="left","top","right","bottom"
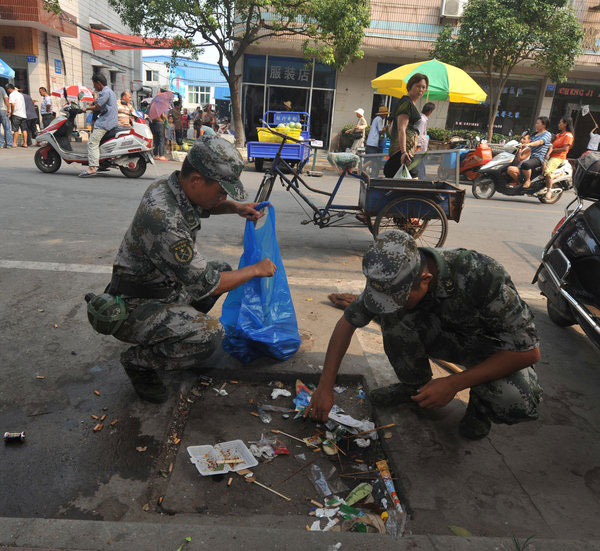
{"left": 228, "top": 71, "right": 245, "bottom": 148}
{"left": 486, "top": 83, "right": 502, "bottom": 142}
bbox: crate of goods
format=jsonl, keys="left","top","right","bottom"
{"left": 257, "top": 126, "right": 302, "bottom": 143}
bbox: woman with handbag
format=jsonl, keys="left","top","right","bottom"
{"left": 384, "top": 73, "right": 429, "bottom": 178}
{"left": 345, "top": 108, "right": 368, "bottom": 153}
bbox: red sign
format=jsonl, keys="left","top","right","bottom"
{"left": 556, "top": 86, "right": 599, "bottom": 98}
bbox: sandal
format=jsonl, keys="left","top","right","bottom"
{"left": 78, "top": 171, "right": 98, "bottom": 178}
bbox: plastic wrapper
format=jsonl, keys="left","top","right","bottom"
{"left": 299, "top": 456, "right": 347, "bottom": 497}
{"left": 221, "top": 204, "right": 301, "bottom": 363}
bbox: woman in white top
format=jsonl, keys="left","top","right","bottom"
{"left": 346, "top": 108, "right": 368, "bottom": 153}
{"left": 586, "top": 121, "right": 600, "bottom": 152}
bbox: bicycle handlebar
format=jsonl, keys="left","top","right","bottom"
{"left": 259, "top": 119, "right": 306, "bottom": 145}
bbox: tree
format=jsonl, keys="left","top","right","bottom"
{"left": 431, "top": 0, "right": 583, "bottom": 141}
{"left": 107, "top": 0, "right": 371, "bottom": 146}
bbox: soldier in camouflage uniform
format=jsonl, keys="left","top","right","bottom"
{"left": 100, "top": 136, "right": 276, "bottom": 403}
{"left": 305, "top": 230, "right": 542, "bottom": 439}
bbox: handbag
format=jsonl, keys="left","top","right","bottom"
{"left": 352, "top": 130, "right": 363, "bottom": 140}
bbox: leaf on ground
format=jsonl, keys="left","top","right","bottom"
{"left": 449, "top": 525, "right": 472, "bottom": 537}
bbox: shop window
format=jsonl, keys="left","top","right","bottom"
{"left": 313, "top": 62, "right": 336, "bottom": 90}
{"left": 188, "top": 86, "right": 211, "bottom": 105}
{"left": 310, "top": 89, "right": 334, "bottom": 145}
{"left": 242, "top": 84, "right": 265, "bottom": 142}
{"left": 14, "top": 68, "right": 29, "bottom": 95}
{"left": 243, "top": 54, "right": 266, "bottom": 84}
{"left": 267, "top": 87, "right": 308, "bottom": 113}
{"left": 145, "top": 70, "right": 158, "bottom": 82}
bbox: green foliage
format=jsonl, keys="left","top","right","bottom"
{"left": 431, "top": 0, "right": 583, "bottom": 140}
{"left": 428, "top": 127, "right": 510, "bottom": 144}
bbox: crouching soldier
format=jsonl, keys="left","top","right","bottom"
{"left": 86, "top": 136, "right": 276, "bottom": 403}
{"left": 305, "top": 231, "right": 542, "bottom": 440}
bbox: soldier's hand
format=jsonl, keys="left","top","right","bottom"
{"left": 238, "top": 202, "right": 270, "bottom": 221}
{"left": 411, "top": 377, "right": 459, "bottom": 409}
{"left": 254, "top": 258, "right": 277, "bottom": 277}
{"left": 304, "top": 386, "right": 334, "bottom": 423}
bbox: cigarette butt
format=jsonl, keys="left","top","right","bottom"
{"left": 158, "top": 496, "right": 163, "bottom": 505}
{"left": 305, "top": 298, "right": 313, "bottom": 302}
{"left": 249, "top": 398, "right": 255, "bottom": 404}
{"left": 313, "top": 447, "right": 321, "bottom": 452}
{"left": 179, "top": 393, "right": 183, "bottom": 400}
{"left": 230, "top": 380, "right": 239, "bottom": 384}
{"left": 306, "top": 525, "right": 310, "bottom": 531}
{"left": 100, "top": 414, "right": 107, "bottom": 422}
{"left": 169, "top": 462, "right": 173, "bottom": 473}
{"left": 93, "top": 390, "right": 100, "bottom": 396}
{"left": 355, "top": 459, "right": 364, "bottom": 463}
{"left": 91, "top": 415, "right": 99, "bottom": 420}
{"left": 200, "top": 382, "right": 210, "bottom": 386}
{"left": 53, "top": 323, "right": 58, "bottom": 328}
{"left": 250, "top": 412, "right": 260, "bottom": 417}
{"left": 93, "top": 423, "right": 103, "bottom": 432}
{"left": 227, "top": 477, "right": 233, "bottom": 486}
{"left": 36, "top": 375, "right": 45, "bottom": 379}
{"left": 111, "top": 419, "right": 118, "bottom": 426}
{"left": 309, "top": 499, "right": 324, "bottom": 508}
{"left": 174, "top": 438, "right": 181, "bottom": 445}
{"left": 217, "top": 459, "right": 244, "bottom": 464}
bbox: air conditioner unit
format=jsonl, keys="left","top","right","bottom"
{"left": 441, "top": 0, "right": 466, "bottom": 17}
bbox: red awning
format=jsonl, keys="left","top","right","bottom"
{"left": 90, "top": 29, "right": 174, "bottom": 50}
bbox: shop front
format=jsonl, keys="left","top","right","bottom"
{"left": 241, "top": 54, "right": 336, "bottom": 145}
{"left": 0, "top": 26, "right": 39, "bottom": 93}
{"left": 446, "top": 78, "right": 541, "bottom": 137}
{"left": 549, "top": 82, "right": 600, "bottom": 156}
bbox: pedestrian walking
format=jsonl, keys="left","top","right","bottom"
{"left": 6, "top": 83, "right": 28, "bottom": 148}
{"left": 39, "top": 87, "right": 54, "bottom": 129}
{"left": 384, "top": 73, "right": 429, "bottom": 178}
{"left": 0, "top": 83, "right": 12, "bottom": 148}
{"left": 345, "top": 108, "right": 368, "bottom": 153}
{"left": 22, "top": 92, "right": 39, "bottom": 146}
{"left": 365, "top": 105, "right": 389, "bottom": 155}
{"left": 415, "top": 102, "right": 436, "bottom": 179}
{"left": 86, "top": 136, "right": 276, "bottom": 402}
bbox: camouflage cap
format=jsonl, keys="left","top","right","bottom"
{"left": 187, "top": 135, "right": 247, "bottom": 201}
{"left": 362, "top": 230, "right": 422, "bottom": 314}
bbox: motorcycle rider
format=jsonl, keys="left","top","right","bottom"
{"left": 79, "top": 74, "right": 118, "bottom": 178}
{"left": 544, "top": 117, "right": 574, "bottom": 200}
{"left": 506, "top": 131, "right": 531, "bottom": 185}
{"left": 520, "top": 117, "right": 551, "bottom": 189}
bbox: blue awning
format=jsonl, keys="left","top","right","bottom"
{"left": 214, "top": 86, "right": 230, "bottom": 100}
{"left": 0, "top": 57, "right": 15, "bottom": 79}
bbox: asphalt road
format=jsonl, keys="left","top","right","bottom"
{"left": 1, "top": 147, "right": 599, "bottom": 541}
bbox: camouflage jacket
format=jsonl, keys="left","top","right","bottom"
{"left": 111, "top": 171, "right": 220, "bottom": 302}
{"left": 345, "top": 247, "right": 540, "bottom": 365}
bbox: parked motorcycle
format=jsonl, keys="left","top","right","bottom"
{"left": 437, "top": 136, "right": 493, "bottom": 183}
{"left": 472, "top": 141, "right": 572, "bottom": 204}
{"left": 533, "top": 151, "right": 600, "bottom": 351}
{"left": 34, "top": 94, "right": 154, "bottom": 178}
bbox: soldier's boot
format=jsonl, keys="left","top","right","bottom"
{"left": 120, "top": 350, "right": 168, "bottom": 404}
{"left": 459, "top": 398, "right": 491, "bottom": 440}
{"left": 370, "top": 382, "right": 423, "bottom": 407}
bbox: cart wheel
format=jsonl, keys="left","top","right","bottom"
{"left": 255, "top": 174, "right": 275, "bottom": 203}
{"left": 254, "top": 158, "right": 264, "bottom": 172}
{"left": 373, "top": 196, "right": 448, "bottom": 247}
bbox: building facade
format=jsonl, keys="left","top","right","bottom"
{"left": 142, "top": 56, "right": 230, "bottom": 116}
{"left": 0, "top": 0, "right": 141, "bottom": 111}
{"left": 239, "top": 0, "right": 600, "bottom": 151}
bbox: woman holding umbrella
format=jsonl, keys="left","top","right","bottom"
{"left": 384, "top": 73, "right": 429, "bottom": 178}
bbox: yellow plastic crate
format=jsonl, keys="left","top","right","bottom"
{"left": 256, "top": 127, "right": 302, "bottom": 143}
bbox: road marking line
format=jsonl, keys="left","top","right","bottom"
{"left": 0, "top": 259, "right": 544, "bottom": 301}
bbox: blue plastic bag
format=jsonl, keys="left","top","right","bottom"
{"left": 220, "top": 204, "right": 301, "bottom": 363}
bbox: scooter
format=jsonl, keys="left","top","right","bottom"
{"left": 533, "top": 152, "right": 600, "bottom": 351}
{"left": 34, "top": 94, "right": 154, "bottom": 178}
{"left": 472, "top": 141, "right": 573, "bottom": 204}
{"left": 437, "top": 136, "right": 493, "bottom": 183}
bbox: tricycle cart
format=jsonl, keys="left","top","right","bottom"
{"left": 254, "top": 124, "right": 465, "bottom": 247}
{"left": 247, "top": 111, "right": 312, "bottom": 173}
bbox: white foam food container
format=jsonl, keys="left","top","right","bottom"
{"left": 187, "top": 440, "right": 258, "bottom": 476}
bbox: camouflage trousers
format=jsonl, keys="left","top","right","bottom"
{"left": 381, "top": 317, "right": 543, "bottom": 425}
{"left": 114, "top": 262, "right": 231, "bottom": 372}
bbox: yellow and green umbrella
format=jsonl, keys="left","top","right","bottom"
{"left": 371, "top": 59, "right": 486, "bottom": 104}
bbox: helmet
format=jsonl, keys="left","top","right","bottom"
{"left": 86, "top": 293, "right": 128, "bottom": 335}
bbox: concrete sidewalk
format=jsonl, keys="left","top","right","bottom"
{"left": 1, "top": 517, "right": 599, "bottom": 550}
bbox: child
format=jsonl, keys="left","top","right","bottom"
{"left": 166, "top": 115, "right": 175, "bottom": 153}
